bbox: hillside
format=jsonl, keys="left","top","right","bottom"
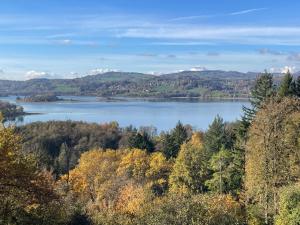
{"left": 0, "top": 70, "right": 286, "bottom": 98}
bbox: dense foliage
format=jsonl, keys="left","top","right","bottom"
{"left": 17, "top": 94, "right": 62, "bottom": 102}
{"left": 0, "top": 71, "right": 299, "bottom": 224}
{"left": 0, "top": 70, "right": 263, "bottom": 98}
{"left": 0, "top": 100, "right": 24, "bottom": 120}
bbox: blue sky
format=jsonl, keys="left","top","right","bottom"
{"left": 1, "top": 0, "right": 300, "bottom": 80}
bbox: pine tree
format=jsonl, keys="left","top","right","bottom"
{"left": 205, "top": 143, "right": 244, "bottom": 197}
{"left": 241, "top": 71, "right": 274, "bottom": 132}
{"left": 57, "top": 142, "right": 72, "bottom": 182}
{"left": 278, "top": 71, "right": 294, "bottom": 97}
{"left": 128, "top": 131, "right": 155, "bottom": 153}
{"left": 204, "top": 115, "right": 225, "bottom": 153}
{"left": 171, "top": 121, "right": 188, "bottom": 153}
{"left": 294, "top": 76, "right": 300, "bottom": 97}
{"left": 162, "top": 121, "right": 188, "bottom": 158}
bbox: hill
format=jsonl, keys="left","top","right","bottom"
{"left": 0, "top": 70, "right": 287, "bottom": 98}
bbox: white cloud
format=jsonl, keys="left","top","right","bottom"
{"left": 89, "top": 68, "right": 120, "bottom": 75}
{"left": 25, "top": 70, "right": 53, "bottom": 80}
{"left": 150, "top": 41, "right": 216, "bottom": 46}
{"left": 230, "top": 8, "right": 267, "bottom": 16}
{"left": 1, "top": 12, "right": 300, "bottom": 47}
{"left": 169, "top": 8, "right": 267, "bottom": 21}
{"left": 281, "top": 66, "right": 296, "bottom": 74}
{"left": 0, "top": 69, "right": 4, "bottom": 74}
{"left": 287, "top": 53, "right": 300, "bottom": 61}
{"left": 147, "top": 71, "right": 164, "bottom": 76}
{"left": 270, "top": 66, "right": 297, "bottom": 74}
{"left": 258, "top": 48, "right": 284, "bottom": 55}
{"left": 169, "top": 14, "right": 219, "bottom": 22}
{"left": 189, "top": 66, "right": 207, "bottom": 72}
{"left": 120, "top": 26, "right": 300, "bottom": 46}
{"left": 60, "top": 39, "right": 72, "bottom": 45}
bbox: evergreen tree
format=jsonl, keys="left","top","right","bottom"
{"left": 205, "top": 146, "right": 243, "bottom": 195}
{"left": 161, "top": 133, "right": 176, "bottom": 159}
{"left": 278, "top": 71, "right": 294, "bottom": 97}
{"left": 241, "top": 71, "right": 274, "bottom": 132}
{"left": 204, "top": 115, "right": 225, "bottom": 153}
{"left": 171, "top": 121, "right": 188, "bottom": 153}
{"left": 293, "top": 75, "right": 300, "bottom": 97}
{"left": 161, "top": 121, "right": 188, "bottom": 158}
{"left": 128, "top": 131, "right": 155, "bottom": 153}
{"left": 57, "top": 142, "right": 72, "bottom": 178}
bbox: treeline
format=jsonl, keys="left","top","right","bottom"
{"left": 17, "top": 94, "right": 61, "bottom": 102}
{"left": 0, "top": 71, "right": 262, "bottom": 98}
{"left": 0, "top": 100, "right": 24, "bottom": 120}
{"left": 0, "top": 71, "right": 300, "bottom": 224}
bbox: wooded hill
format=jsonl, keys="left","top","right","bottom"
{"left": 0, "top": 70, "right": 289, "bottom": 98}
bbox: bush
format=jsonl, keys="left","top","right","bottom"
{"left": 275, "top": 184, "right": 300, "bottom": 225}
{"left": 138, "top": 194, "right": 245, "bottom": 225}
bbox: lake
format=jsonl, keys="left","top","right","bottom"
{"left": 1, "top": 96, "right": 250, "bottom": 132}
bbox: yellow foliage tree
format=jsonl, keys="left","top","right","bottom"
{"left": 117, "top": 149, "right": 150, "bottom": 181}
{"left": 0, "top": 123, "right": 58, "bottom": 224}
{"left": 246, "top": 97, "right": 300, "bottom": 224}
{"left": 115, "top": 182, "right": 148, "bottom": 216}
{"left": 64, "top": 148, "right": 172, "bottom": 223}
{"left": 169, "top": 132, "right": 210, "bottom": 194}
{"left": 65, "top": 149, "right": 125, "bottom": 207}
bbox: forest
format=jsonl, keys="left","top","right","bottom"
{"left": 0, "top": 71, "right": 300, "bottom": 225}
{"left": 0, "top": 100, "right": 25, "bottom": 120}
{"left": 0, "top": 70, "right": 281, "bottom": 98}
{"left": 16, "top": 94, "right": 62, "bottom": 102}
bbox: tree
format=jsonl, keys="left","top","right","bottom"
{"left": 57, "top": 142, "right": 72, "bottom": 179}
{"left": 205, "top": 147, "right": 242, "bottom": 195}
{"left": 275, "top": 183, "right": 300, "bottom": 225}
{"left": 146, "top": 152, "right": 172, "bottom": 195}
{"left": 128, "top": 131, "right": 155, "bottom": 153}
{"left": 169, "top": 132, "right": 210, "bottom": 194}
{"left": 291, "top": 75, "right": 300, "bottom": 97}
{"left": 171, "top": 121, "right": 188, "bottom": 153}
{"left": 138, "top": 193, "right": 244, "bottom": 225}
{"left": 0, "top": 123, "right": 63, "bottom": 224}
{"left": 278, "top": 71, "right": 294, "bottom": 98}
{"left": 117, "top": 149, "right": 150, "bottom": 182}
{"left": 242, "top": 71, "right": 274, "bottom": 132}
{"left": 161, "top": 121, "right": 188, "bottom": 159}
{"left": 204, "top": 115, "right": 226, "bottom": 153}
{"left": 245, "top": 97, "right": 300, "bottom": 224}
{"left": 64, "top": 148, "right": 171, "bottom": 224}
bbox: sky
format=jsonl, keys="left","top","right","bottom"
{"left": 1, "top": 0, "right": 300, "bottom": 80}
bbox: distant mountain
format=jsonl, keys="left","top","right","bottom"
{"left": 77, "top": 72, "right": 155, "bottom": 82}
{"left": 0, "top": 70, "right": 291, "bottom": 98}
{"left": 160, "top": 70, "right": 258, "bottom": 80}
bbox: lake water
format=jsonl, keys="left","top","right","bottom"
{"left": 1, "top": 96, "right": 250, "bottom": 132}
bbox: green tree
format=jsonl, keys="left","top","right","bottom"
{"left": 57, "top": 142, "right": 72, "bottom": 181}
{"left": 161, "top": 121, "right": 188, "bottom": 158}
{"left": 242, "top": 71, "right": 274, "bottom": 132}
{"left": 275, "top": 184, "right": 300, "bottom": 225}
{"left": 169, "top": 133, "right": 210, "bottom": 194}
{"left": 205, "top": 147, "right": 243, "bottom": 195}
{"left": 128, "top": 131, "right": 155, "bottom": 153}
{"left": 278, "top": 71, "right": 294, "bottom": 98}
{"left": 291, "top": 76, "right": 300, "bottom": 97}
{"left": 139, "top": 193, "right": 244, "bottom": 225}
{"left": 204, "top": 115, "right": 226, "bottom": 153}
{"left": 245, "top": 97, "right": 300, "bottom": 224}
